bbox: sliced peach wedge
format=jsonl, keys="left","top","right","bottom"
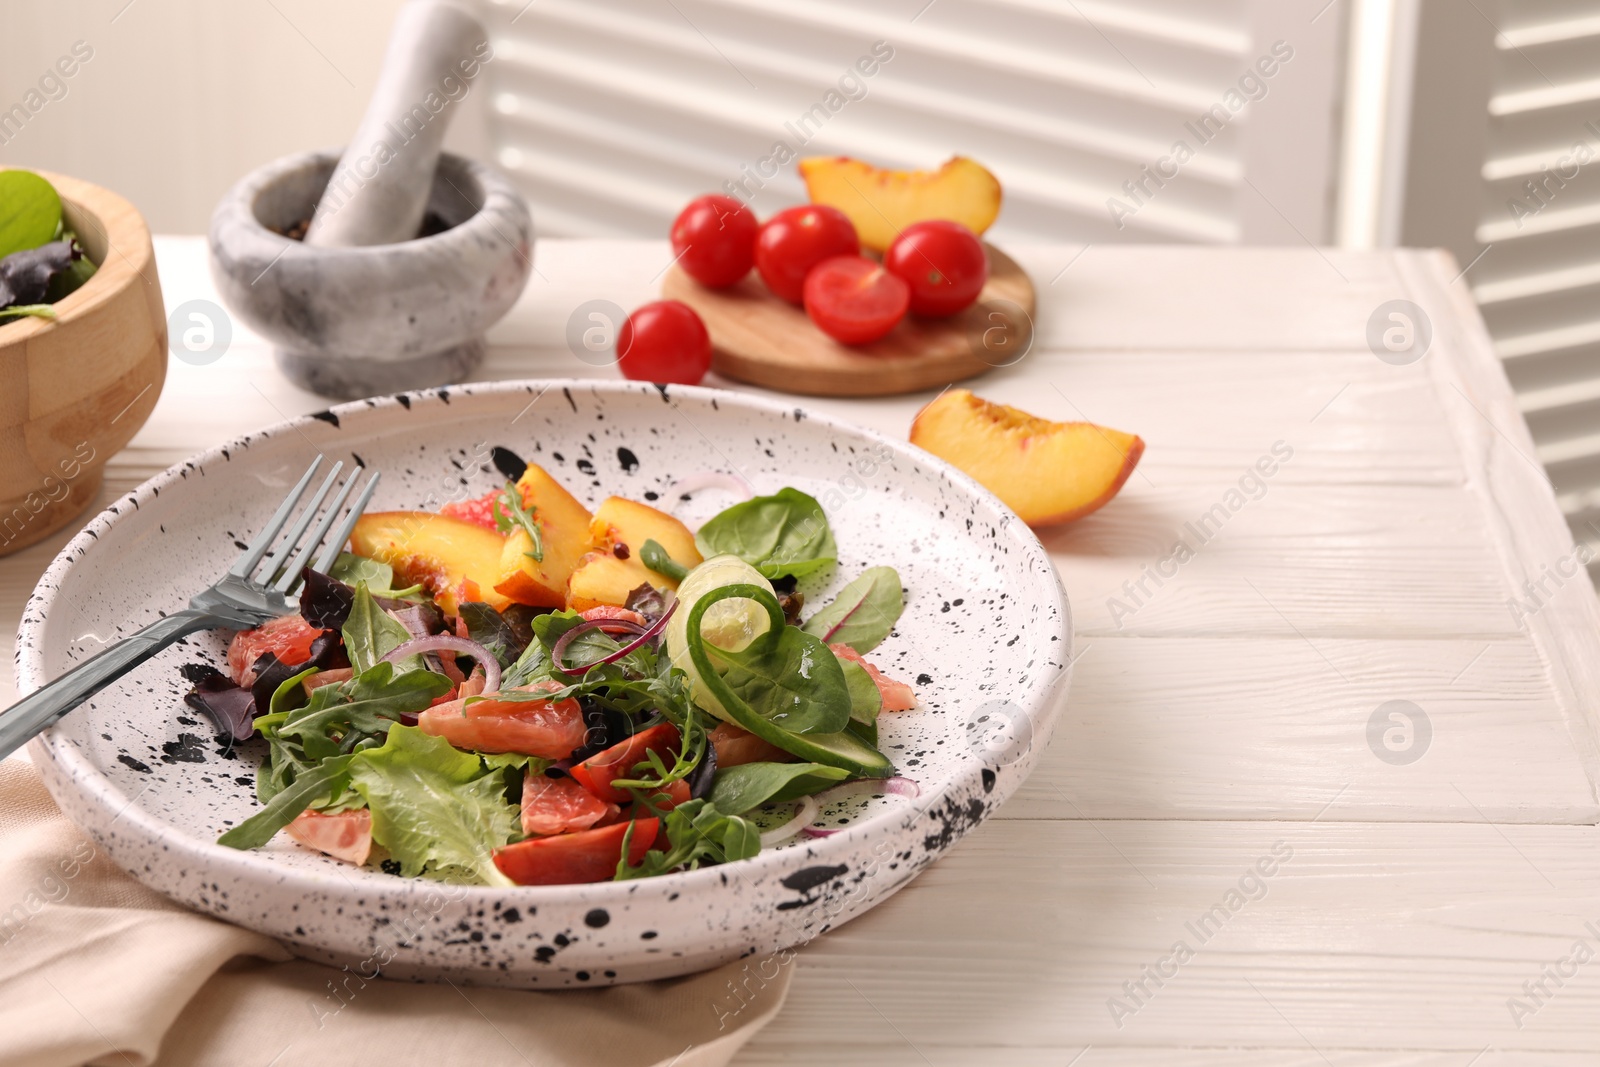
{"left": 348, "top": 512, "right": 510, "bottom": 615}
{"left": 799, "top": 155, "right": 1002, "bottom": 253}
{"left": 568, "top": 497, "right": 703, "bottom": 611}
{"left": 492, "top": 463, "right": 595, "bottom": 609}
{"left": 909, "top": 389, "right": 1143, "bottom": 526}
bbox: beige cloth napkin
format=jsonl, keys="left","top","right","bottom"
{"left": 0, "top": 762, "right": 790, "bottom": 1067}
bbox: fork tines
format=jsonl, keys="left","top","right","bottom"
{"left": 227, "top": 456, "right": 381, "bottom": 596}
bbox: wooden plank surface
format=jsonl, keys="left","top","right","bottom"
{"left": 5, "top": 238, "right": 1600, "bottom": 1064}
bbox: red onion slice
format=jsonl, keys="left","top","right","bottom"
{"left": 383, "top": 634, "right": 501, "bottom": 694}
{"left": 550, "top": 598, "right": 678, "bottom": 674}
{"left": 799, "top": 776, "right": 921, "bottom": 838}
{"left": 760, "top": 794, "right": 820, "bottom": 847}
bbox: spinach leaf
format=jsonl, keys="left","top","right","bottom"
{"left": 694, "top": 488, "right": 837, "bottom": 580}
{"left": 0, "top": 171, "right": 61, "bottom": 260}
{"left": 710, "top": 622, "right": 852, "bottom": 735}
{"left": 341, "top": 582, "right": 421, "bottom": 674}
{"left": 640, "top": 538, "right": 689, "bottom": 582}
{"left": 802, "top": 567, "right": 903, "bottom": 653}
{"left": 616, "top": 798, "right": 760, "bottom": 879}
{"left": 328, "top": 553, "right": 424, "bottom": 600}
{"left": 682, "top": 583, "right": 894, "bottom": 778}
{"left": 839, "top": 658, "right": 882, "bottom": 745}
{"left": 348, "top": 726, "right": 519, "bottom": 887}
{"left": 709, "top": 761, "right": 851, "bottom": 815}
{"left": 43, "top": 230, "right": 95, "bottom": 301}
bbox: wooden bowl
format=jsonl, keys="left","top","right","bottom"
{"left": 0, "top": 168, "right": 166, "bottom": 556}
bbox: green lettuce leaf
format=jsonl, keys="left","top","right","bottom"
{"left": 347, "top": 726, "right": 519, "bottom": 887}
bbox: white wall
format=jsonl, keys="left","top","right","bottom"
{"left": 0, "top": 0, "right": 487, "bottom": 234}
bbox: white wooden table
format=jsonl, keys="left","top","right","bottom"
{"left": 7, "top": 237, "right": 1600, "bottom": 1064}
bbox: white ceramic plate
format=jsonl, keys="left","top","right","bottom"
{"left": 18, "top": 380, "right": 1071, "bottom": 987}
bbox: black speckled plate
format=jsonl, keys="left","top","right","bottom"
{"left": 18, "top": 379, "right": 1072, "bottom": 987}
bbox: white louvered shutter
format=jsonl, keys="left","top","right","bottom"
{"left": 1430, "top": 2, "right": 1600, "bottom": 563}
{"left": 476, "top": 0, "right": 1341, "bottom": 245}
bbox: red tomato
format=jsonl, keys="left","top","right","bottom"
{"left": 830, "top": 644, "right": 918, "bottom": 711}
{"left": 671, "top": 194, "right": 759, "bottom": 288}
{"left": 883, "top": 220, "right": 988, "bottom": 317}
{"left": 417, "top": 681, "right": 588, "bottom": 758}
{"left": 493, "top": 818, "right": 659, "bottom": 885}
{"left": 521, "top": 773, "right": 613, "bottom": 836}
{"left": 285, "top": 809, "right": 372, "bottom": 865}
{"left": 227, "top": 613, "right": 324, "bottom": 686}
{"left": 569, "top": 723, "right": 682, "bottom": 803}
{"left": 617, "top": 301, "right": 713, "bottom": 386}
{"left": 803, "top": 256, "right": 910, "bottom": 345}
{"left": 709, "top": 721, "right": 794, "bottom": 768}
{"left": 754, "top": 205, "right": 859, "bottom": 304}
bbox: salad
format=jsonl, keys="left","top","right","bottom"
{"left": 194, "top": 450, "right": 918, "bottom": 887}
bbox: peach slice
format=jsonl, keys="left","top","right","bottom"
{"left": 909, "top": 389, "right": 1143, "bottom": 526}
{"left": 567, "top": 497, "right": 703, "bottom": 611}
{"left": 799, "top": 155, "right": 1002, "bottom": 253}
{"left": 492, "top": 463, "right": 594, "bottom": 609}
{"left": 348, "top": 511, "right": 510, "bottom": 615}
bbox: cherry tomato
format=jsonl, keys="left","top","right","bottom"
{"left": 754, "top": 205, "right": 859, "bottom": 304}
{"left": 617, "top": 300, "right": 712, "bottom": 385}
{"left": 570, "top": 722, "right": 682, "bottom": 803}
{"left": 492, "top": 818, "right": 659, "bottom": 885}
{"left": 883, "top": 220, "right": 989, "bottom": 317}
{"left": 802, "top": 255, "right": 910, "bottom": 345}
{"left": 671, "top": 194, "right": 759, "bottom": 288}
{"left": 227, "top": 613, "right": 324, "bottom": 686}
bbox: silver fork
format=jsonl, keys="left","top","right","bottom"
{"left": 0, "top": 456, "right": 380, "bottom": 760}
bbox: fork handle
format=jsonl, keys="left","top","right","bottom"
{"left": 0, "top": 608, "right": 218, "bottom": 761}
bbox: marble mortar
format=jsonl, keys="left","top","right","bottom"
{"left": 208, "top": 149, "right": 532, "bottom": 399}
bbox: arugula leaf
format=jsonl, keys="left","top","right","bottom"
{"left": 0, "top": 171, "right": 61, "bottom": 260}
{"left": 348, "top": 726, "right": 519, "bottom": 887}
{"left": 617, "top": 798, "right": 760, "bottom": 880}
{"left": 278, "top": 661, "right": 450, "bottom": 750}
{"left": 219, "top": 755, "right": 356, "bottom": 850}
{"left": 694, "top": 488, "right": 837, "bottom": 580}
{"left": 709, "top": 761, "right": 851, "bottom": 815}
{"left": 640, "top": 539, "right": 690, "bottom": 582}
{"left": 802, "top": 567, "right": 903, "bottom": 653}
{"left": 341, "top": 582, "right": 421, "bottom": 674}
{"left": 682, "top": 583, "right": 894, "bottom": 778}
{"left": 709, "top": 623, "right": 852, "bottom": 735}
{"left": 493, "top": 481, "right": 544, "bottom": 562}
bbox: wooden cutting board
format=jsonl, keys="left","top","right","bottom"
{"left": 660, "top": 243, "right": 1035, "bottom": 397}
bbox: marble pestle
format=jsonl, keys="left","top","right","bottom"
{"left": 305, "top": 0, "right": 491, "bottom": 247}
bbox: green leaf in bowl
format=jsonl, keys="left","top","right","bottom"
{"left": 0, "top": 171, "right": 63, "bottom": 260}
